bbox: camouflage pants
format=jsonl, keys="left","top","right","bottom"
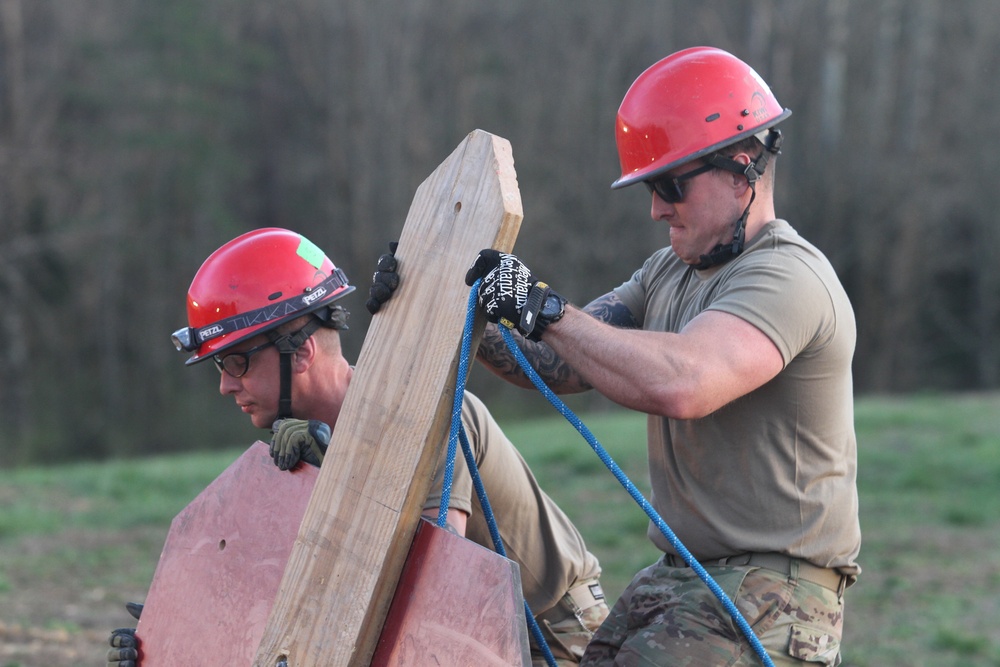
{"left": 532, "top": 579, "right": 611, "bottom": 666}
{"left": 581, "top": 557, "right": 844, "bottom": 666}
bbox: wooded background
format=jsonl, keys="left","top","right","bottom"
{"left": 2, "top": 0, "right": 997, "bottom": 466}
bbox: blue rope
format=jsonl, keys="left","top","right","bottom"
{"left": 436, "top": 277, "right": 484, "bottom": 529}
{"left": 497, "top": 325, "right": 776, "bottom": 667}
{"left": 437, "top": 282, "right": 558, "bottom": 667}
{"left": 457, "top": 424, "right": 556, "bottom": 666}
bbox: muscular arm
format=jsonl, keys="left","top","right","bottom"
{"left": 475, "top": 283, "right": 782, "bottom": 417}
{"left": 475, "top": 291, "right": 638, "bottom": 393}
{"left": 543, "top": 306, "right": 785, "bottom": 419}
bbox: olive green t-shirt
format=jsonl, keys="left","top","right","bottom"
{"left": 614, "top": 219, "right": 861, "bottom": 575}
{"left": 425, "top": 391, "right": 603, "bottom": 615}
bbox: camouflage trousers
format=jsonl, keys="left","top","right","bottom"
{"left": 581, "top": 556, "right": 845, "bottom": 666}
{"left": 532, "top": 578, "right": 611, "bottom": 666}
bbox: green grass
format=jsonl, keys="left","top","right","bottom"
{"left": 845, "top": 393, "right": 1000, "bottom": 666}
{"left": 2, "top": 392, "right": 1000, "bottom": 666}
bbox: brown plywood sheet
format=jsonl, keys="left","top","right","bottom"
{"left": 135, "top": 442, "right": 317, "bottom": 666}
{"left": 373, "top": 520, "right": 531, "bottom": 667}
{"left": 134, "top": 443, "right": 530, "bottom": 666}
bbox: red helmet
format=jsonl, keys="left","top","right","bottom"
{"left": 171, "top": 228, "right": 354, "bottom": 364}
{"left": 612, "top": 46, "right": 791, "bottom": 189}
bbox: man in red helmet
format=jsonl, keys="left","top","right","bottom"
{"left": 465, "top": 47, "right": 860, "bottom": 665}
{"left": 107, "top": 228, "right": 607, "bottom": 667}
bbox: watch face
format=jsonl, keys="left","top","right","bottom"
{"left": 541, "top": 294, "right": 564, "bottom": 319}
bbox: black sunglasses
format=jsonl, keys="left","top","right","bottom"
{"left": 644, "top": 162, "right": 716, "bottom": 204}
{"left": 213, "top": 340, "right": 276, "bottom": 378}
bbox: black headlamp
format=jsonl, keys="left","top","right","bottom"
{"left": 171, "top": 326, "right": 199, "bottom": 352}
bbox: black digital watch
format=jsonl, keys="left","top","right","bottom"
{"left": 528, "top": 290, "right": 567, "bottom": 341}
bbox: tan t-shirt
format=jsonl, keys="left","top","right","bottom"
{"left": 425, "top": 391, "right": 603, "bottom": 615}
{"left": 614, "top": 219, "right": 861, "bottom": 575}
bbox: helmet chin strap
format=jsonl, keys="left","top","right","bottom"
{"left": 694, "top": 186, "right": 754, "bottom": 270}
{"left": 268, "top": 317, "right": 323, "bottom": 420}
{"left": 693, "top": 129, "right": 782, "bottom": 271}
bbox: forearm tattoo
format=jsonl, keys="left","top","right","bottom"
{"left": 476, "top": 325, "right": 560, "bottom": 386}
{"left": 583, "top": 292, "right": 639, "bottom": 329}
{"left": 475, "top": 291, "right": 638, "bottom": 391}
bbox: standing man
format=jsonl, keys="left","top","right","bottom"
{"left": 108, "top": 227, "right": 607, "bottom": 667}
{"left": 465, "top": 47, "right": 860, "bottom": 666}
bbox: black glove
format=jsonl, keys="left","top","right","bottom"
{"left": 107, "top": 602, "right": 142, "bottom": 667}
{"left": 270, "top": 419, "right": 331, "bottom": 470}
{"left": 465, "top": 249, "right": 561, "bottom": 340}
{"left": 365, "top": 241, "right": 400, "bottom": 315}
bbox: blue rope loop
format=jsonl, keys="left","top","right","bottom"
{"left": 437, "top": 281, "right": 558, "bottom": 667}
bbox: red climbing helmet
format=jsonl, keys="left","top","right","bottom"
{"left": 612, "top": 46, "right": 792, "bottom": 189}
{"left": 171, "top": 228, "right": 355, "bottom": 364}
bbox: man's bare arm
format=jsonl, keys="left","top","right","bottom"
{"left": 475, "top": 291, "right": 638, "bottom": 393}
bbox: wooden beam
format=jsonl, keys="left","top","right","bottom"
{"left": 253, "top": 130, "right": 523, "bottom": 667}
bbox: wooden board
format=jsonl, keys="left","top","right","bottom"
{"left": 133, "top": 444, "right": 531, "bottom": 666}
{"left": 372, "top": 520, "right": 531, "bottom": 667}
{"left": 253, "top": 129, "right": 523, "bottom": 666}
{"left": 135, "top": 442, "right": 318, "bottom": 666}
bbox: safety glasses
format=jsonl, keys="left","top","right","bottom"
{"left": 213, "top": 340, "right": 276, "bottom": 378}
{"left": 644, "top": 162, "right": 716, "bottom": 203}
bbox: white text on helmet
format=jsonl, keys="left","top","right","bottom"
{"left": 199, "top": 324, "right": 225, "bottom": 340}
{"left": 302, "top": 286, "right": 328, "bottom": 305}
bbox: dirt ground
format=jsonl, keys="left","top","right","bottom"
{"left": 1, "top": 530, "right": 155, "bottom": 667}
{"left": 0, "top": 621, "right": 113, "bottom": 667}
{"left": 0, "top": 590, "right": 132, "bottom": 667}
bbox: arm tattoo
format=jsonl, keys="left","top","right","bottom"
{"left": 582, "top": 292, "right": 639, "bottom": 329}
{"left": 475, "top": 291, "right": 638, "bottom": 391}
{"left": 475, "top": 325, "right": 544, "bottom": 386}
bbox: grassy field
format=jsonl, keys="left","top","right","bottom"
{"left": 1, "top": 392, "right": 1000, "bottom": 666}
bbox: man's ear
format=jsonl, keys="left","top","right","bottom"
{"left": 729, "top": 153, "right": 754, "bottom": 195}
{"left": 292, "top": 335, "right": 317, "bottom": 372}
